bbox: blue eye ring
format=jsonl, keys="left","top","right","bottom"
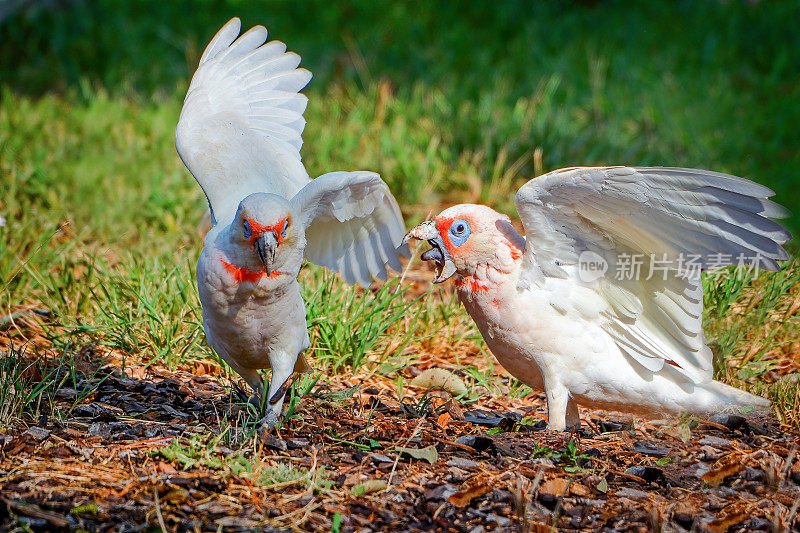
{"left": 448, "top": 219, "right": 471, "bottom": 247}
{"left": 243, "top": 220, "right": 252, "bottom": 238}
{"left": 281, "top": 219, "right": 289, "bottom": 238}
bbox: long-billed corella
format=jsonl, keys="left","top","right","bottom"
{"left": 405, "top": 166, "right": 791, "bottom": 430}
{"left": 176, "top": 18, "right": 406, "bottom": 428}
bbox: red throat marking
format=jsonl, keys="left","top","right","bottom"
{"left": 455, "top": 277, "right": 489, "bottom": 292}
{"left": 221, "top": 259, "right": 283, "bottom": 283}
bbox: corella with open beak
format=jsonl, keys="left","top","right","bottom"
{"left": 177, "top": 18, "right": 407, "bottom": 429}
{"left": 405, "top": 167, "right": 790, "bottom": 430}
{"left": 404, "top": 221, "right": 457, "bottom": 283}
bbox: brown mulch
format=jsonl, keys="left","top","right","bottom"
{"left": 2, "top": 359, "right": 799, "bottom": 532}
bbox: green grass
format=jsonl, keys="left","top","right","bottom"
{"left": 1, "top": 0, "right": 799, "bottom": 426}
{"left": 153, "top": 432, "right": 334, "bottom": 491}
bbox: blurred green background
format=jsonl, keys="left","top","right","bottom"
{"left": 2, "top": 0, "right": 798, "bottom": 245}
{"left": 1, "top": 0, "right": 799, "bottom": 426}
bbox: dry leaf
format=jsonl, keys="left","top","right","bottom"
{"left": 351, "top": 480, "right": 388, "bottom": 496}
{"left": 701, "top": 462, "right": 744, "bottom": 486}
{"left": 528, "top": 524, "right": 557, "bottom": 533}
{"left": 396, "top": 445, "right": 438, "bottom": 464}
{"left": 410, "top": 368, "right": 468, "bottom": 397}
{"left": 539, "top": 477, "right": 570, "bottom": 497}
{"left": 569, "top": 482, "right": 591, "bottom": 497}
{"left": 704, "top": 511, "right": 748, "bottom": 533}
{"left": 447, "top": 483, "right": 491, "bottom": 506}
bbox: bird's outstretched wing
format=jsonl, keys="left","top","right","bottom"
{"left": 514, "top": 166, "right": 791, "bottom": 383}
{"left": 176, "top": 18, "right": 312, "bottom": 225}
{"left": 291, "top": 171, "right": 408, "bottom": 286}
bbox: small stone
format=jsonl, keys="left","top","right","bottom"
{"left": 625, "top": 465, "right": 663, "bottom": 482}
{"left": 55, "top": 388, "right": 77, "bottom": 400}
{"left": 260, "top": 435, "right": 287, "bottom": 451}
{"left": 286, "top": 438, "right": 309, "bottom": 449}
{"left": 24, "top": 427, "right": 51, "bottom": 442}
{"left": 615, "top": 488, "right": 649, "bottom": 499}
{"left": 455, "top": 435, "right": 494, "bottom": 453}
{"left": 685, "top": 462, "right": 712, "bottom": 479}
{"left": 87, "top": 422, "right": 111, "bottom": 437}
{"left": 370, "top": 454, "right": 393, "bottom": 464}
{"left": 486, "top": 513, "right": 512, "bottom": 527}
{"left": 709, "top": 413, "right": 746, "bottom": 431}
{"left": 446, "top": 457, "right": 480, "bottom": 470}
{"left": 424, "top": 484, "right": 457, "bottom": 501}
{"left": 633, "top": 441, "right": 670, "bottom": 457}
{"left": 699, "top": 445, "right": 722, "bottom": 461}
{"left": 447, "top": 467, "right": 467, "bottom": 483}
{"left": 698, "top": 436, "right": 732, "bottom": 448}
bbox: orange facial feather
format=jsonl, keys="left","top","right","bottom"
{"left": 245, "top": 216, "right": 290, "bottom": 245}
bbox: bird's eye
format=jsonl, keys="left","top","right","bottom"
{"left": 243, "top": 220, "right": 252, "bottom": 238}
{"left": 448, "top": 219, "right": 471, "bottom": 247}
{"left": 281, "top": 219, "right": 289, "bottom": 238}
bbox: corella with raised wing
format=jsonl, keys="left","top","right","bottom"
{"left": 176, "top": 18, "right": 406, "bottom": 428}
{"left": 405, "top": 167, "right": 790, "bottom": 430}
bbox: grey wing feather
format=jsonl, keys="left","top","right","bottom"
{"left": 514, "top": 166, "right": 791, "bottom": 383}
{"left": 175, "top": 18, "right": 312, "bottom": 225}
{"left": 291, "top": 171, "right": 408, "bottom": 287}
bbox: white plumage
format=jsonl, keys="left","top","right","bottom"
{"left": 405, "top": 166, "right": 790, "bottom": 430}
{"left": 177, "top": 18, "right": 406, "bottom": 427}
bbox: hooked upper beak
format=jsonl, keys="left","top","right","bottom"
{"left": 254, "top": 232, "right": 278, "bottom": 274}
{"left": 403, "top": 221, "right": 458, "bottom": 283}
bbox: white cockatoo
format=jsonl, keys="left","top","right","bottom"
{"left": 176, "top": 18, "right": 406, "bottom": 427}
{"left": 405, "top": 167, "right": 790, "bottom": 430}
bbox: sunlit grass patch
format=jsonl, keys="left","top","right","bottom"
{"left": 302, "top": 268, "right": 419, "bottom": 373}
{"left": 704, "top": 262, "right": 800, "bottom": 426}
{"left": 0, "top": 343, "right": 103, "bottom": 424}
{"left": 152, "top": 432, "right": 334, "bottom": 492}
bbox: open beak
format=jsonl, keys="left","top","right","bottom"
{"left": 403, "top": 221, "right": 458, "bottom": 283}
{"left": 254, "top": 232, "right": 278, "bottom": 274}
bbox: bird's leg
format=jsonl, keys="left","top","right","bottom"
{"left": 565, "top": 397, "right": 581, "bottom": 430}
{"left": 258, "top": 354, "right": 296, "bottom": 431}
{"left": 235, "top": 367, "right": 265, "bottom": 408}
{"left": 545, "top": 381, "right": 571, "bottom": 431}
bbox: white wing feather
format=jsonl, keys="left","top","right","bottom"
{"left": 291, "top": 171, "right": 408, "bottom": 286}
{"left": 514, "top": 166, "right": 791, "bottom": 383}
{"left": 176, "top": 18, "right": 312, "bottom": 225}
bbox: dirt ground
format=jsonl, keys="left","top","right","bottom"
{"left": 2, "top": 354, "right": 799, "bottom": 533}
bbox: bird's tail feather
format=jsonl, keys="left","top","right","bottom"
{"left": 692, "top": 379, "right": 771, "bottom": 416}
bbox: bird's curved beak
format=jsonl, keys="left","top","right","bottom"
{"left": 403, "top": 221, "right": 458, "bottom": 283}
{"left": 254, "top": 232, "right": 278, "bottom": 274}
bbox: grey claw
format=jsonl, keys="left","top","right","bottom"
{"left": 256, "top": 410, "right": 281, "bottom": 440}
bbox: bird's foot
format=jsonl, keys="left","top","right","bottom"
{"left": 255, "top": 409, "right": 281, "bottom": 440}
